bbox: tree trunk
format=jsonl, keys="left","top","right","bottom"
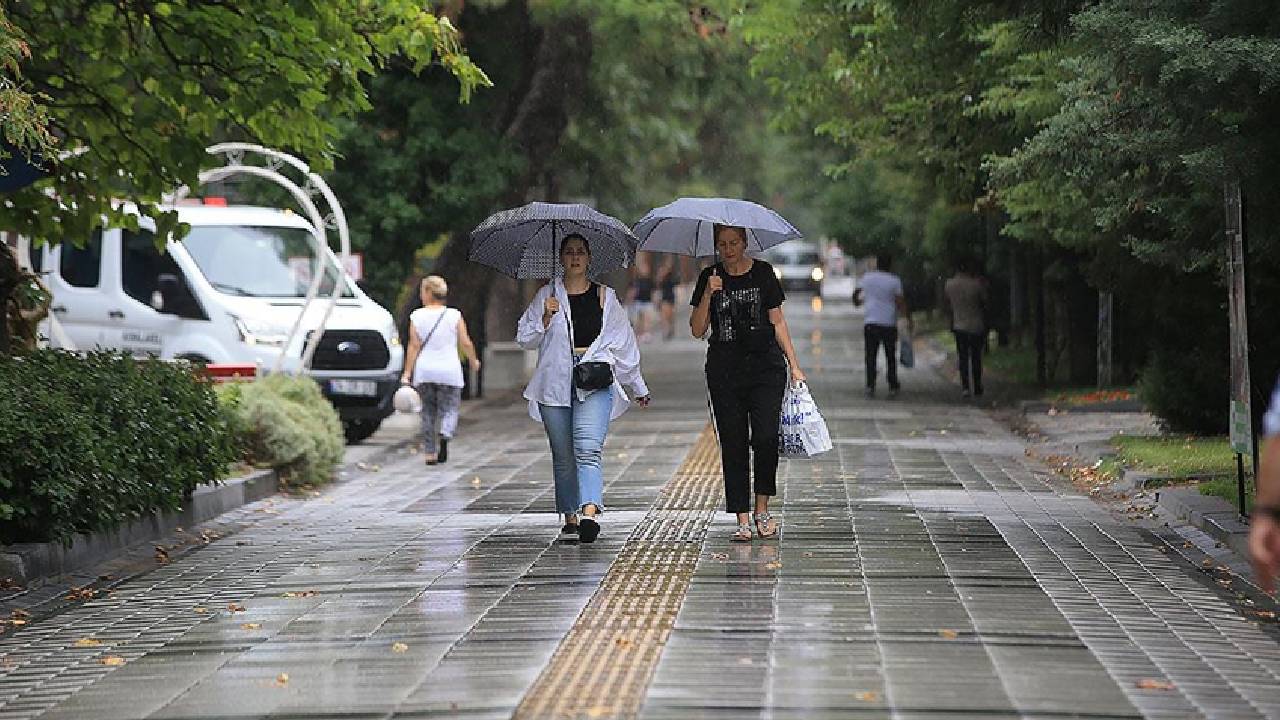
{"left": 0, "top": 242, "right": 19, "bottom": 357}
{"left": 433, "top": 7, "right": 593, "bottom": 352}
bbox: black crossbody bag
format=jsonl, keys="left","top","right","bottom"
{"left": 563, "top": 283, "right": 614, "bottom": 391}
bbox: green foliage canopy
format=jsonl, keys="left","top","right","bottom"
{"left": 1, "top": 0, "right": 488, "bottom": 248}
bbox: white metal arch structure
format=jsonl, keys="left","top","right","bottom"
{"left": 173, "top": 143, "right": 352, "bottom": 374}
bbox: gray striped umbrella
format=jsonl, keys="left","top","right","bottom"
{"left": 468, "top": 202, "right": 639, "bottom": 280}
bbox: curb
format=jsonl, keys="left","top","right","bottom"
{"left": 1156, "top": 485, "right": 1250, "bottom": 558}
{"left": 0, "top": 468, "right": 278, "bottom": 587}
{"left": 1116, "top": 468, "right": 1235, "bottom": 494}
{"left": 1020, "top": 399, "right": 1146, "bottom": 414}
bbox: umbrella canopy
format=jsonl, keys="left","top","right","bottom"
{"left": 468, "top": 201, "right": 639, "bottom": 280}
{"left": 633, "top": 197, "right": 802, "bottom": 257}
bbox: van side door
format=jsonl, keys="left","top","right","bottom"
{"left": 46, "top": 231, "right": 108, "bottom": 351}
{"left": 104, "top": 229, "right": 189, "bottom": 358}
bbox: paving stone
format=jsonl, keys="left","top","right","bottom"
{"left": 5, "top": 300, "right": 1280, "bottom": 719}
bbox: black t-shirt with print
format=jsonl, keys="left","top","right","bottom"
{"left": 690, "top": 260, "right": 785, "bottom": 358}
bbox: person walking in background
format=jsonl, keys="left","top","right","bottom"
{"left": 944, "top": 258, "right": 989, "bottom": 398}
{"left": 400, "top": 275, "right": 481, "bottom": 465}
{"left": 656, "top": 253, "right": 678, "bottom": 340}
{"left": 853, "top": 253, "right": 910, "bottom": 398}
{"left": 517, "top": 234, "right": 651, "bottom": 544}
{"left": 690, "top": 224, "right": 807, "bottom": 542}
{"left": 628, "top": 252, "right": 657, "bottom": 342}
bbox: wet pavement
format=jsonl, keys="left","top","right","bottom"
{"left": 3, "top": 297, "right": 1280, "bottom": 719}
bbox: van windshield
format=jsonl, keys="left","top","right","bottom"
{"left": 181, "top": 225, "right": 354, "bottom": 298}
{"left": 764, "top": 247, "right": 822, "bottom": 266}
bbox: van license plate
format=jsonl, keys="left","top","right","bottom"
{"left": 330, "top": 380, "right": 377, "bottom": 397}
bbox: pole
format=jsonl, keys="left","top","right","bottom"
{"left": 1225, "top": 178, "right": 1255, "bottom": 517}
{"left": 1033, "top": 246, "right": 1047, "bottom": 386}
{"left": 1238, "top": 453, "right": 1249, "bottom": 518}
{"left": 1097, "top": 290, "right": 1113, "bottom": 388}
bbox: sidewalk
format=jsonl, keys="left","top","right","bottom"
{"left": 3, "top": 298, "right": 1280, "bottom": 719}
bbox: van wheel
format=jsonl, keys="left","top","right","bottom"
{"left": 343, "top": 419, "right": 381, "bottom": 444}
{"left": 176, "top": 353, "right": 212, "bottom": 365}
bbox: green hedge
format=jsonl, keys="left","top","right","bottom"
{"left": 217, "top": 374, "right": 344, "bottom": 487}
{"left": 0, "top": 350, "right": 237, "bottom": 545}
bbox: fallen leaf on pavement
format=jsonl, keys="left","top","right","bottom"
{"left": 613, "top": 636, "right": 634, "bottom": 649}
{"left": 282, "top": 590, "right": 318, "bottom": 598}
{"left": 73, "top": 638, "right": 103, "bottom": 647}
{"left": 100, "top": 656, "right": 126, "bottom": 666}
{"left": 1136, "top": 678, "right": 1174, "bottom": 690}
{"left": 765, "top": 561, "right": 783, "bottom": 570}
{"left": 193, "top": 607, "right": 209, "bottom": 614}
{"left": 273, "top": 673, "right": 290, "bottom": 687}
{"left": 241, "top": 623, "right": 261, "bottom": 630}
{"left": 226, "top": 602, "right": 246, "bottom": 613}
{"left": 391, "top": 642, "right": 409, "bottom": 653}
{"left": 939, "top": 629, "right": 959, "bottom": 640}
{"left": 854, "top": 691, "right": 881, "bottom": 702}
{"left": 711, "top": 552, "right": 728, "bottom": 560}
{"left": 154, "top": 546, "right": 170, "bottom": 563}
{"left": 66, "top": 587, "right": 98, "bottom": 601}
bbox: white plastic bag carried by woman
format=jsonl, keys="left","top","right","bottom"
{"left": 779, "top": 381, "right": 832, "bottom": 458}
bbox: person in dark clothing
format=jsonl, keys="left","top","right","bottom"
{"left": 690, "top": 225, "right": 807, "bottom": 542}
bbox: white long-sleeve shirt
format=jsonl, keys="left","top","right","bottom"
{"left": 516, "top": 281, "right": 649, "bottom": 422}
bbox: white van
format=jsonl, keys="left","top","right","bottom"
{"left": 760, "top": 241, "right": 825, "bottom": 295}
{"left": 29, "top": 203, "right": 403, "bottom": 443}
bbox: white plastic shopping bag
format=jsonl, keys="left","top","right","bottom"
{"left": 779, "top": 381, "right": 833, "bottom": 458}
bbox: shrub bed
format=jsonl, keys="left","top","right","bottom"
{"left": 0, "top": 350, "right": 237, "bottom": 545}
{"left": 216, "top": 374, "right": 344, "bottom": 487}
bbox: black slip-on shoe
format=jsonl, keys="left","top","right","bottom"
{"left": 560, "top": 523, "right": 579, "bottom": 537}
{"left": 437, "top": 439, "right": 449, "bottom": 463}
{"left": 578, "top": 518, "right": 601, "bottom": 544}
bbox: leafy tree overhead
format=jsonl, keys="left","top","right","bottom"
{"left": 0, "top": 0, "right": 488, "bottom": 248}
{"left": 331, "top": 0, "right": 816, "bottom": 348}
{"left": 0, "top": 6, "right": 54, "bottom": 168}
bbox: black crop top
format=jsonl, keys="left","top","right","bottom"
{"left": 567, "top": 283, "right": 603, "bottom": 348}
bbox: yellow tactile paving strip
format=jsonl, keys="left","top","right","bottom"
{"left": 513, "top": 424, "right": 721, "bottom": 720}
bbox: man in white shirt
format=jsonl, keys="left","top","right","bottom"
{"left": 854, "top": 253, "right": 910, "bottom": 398}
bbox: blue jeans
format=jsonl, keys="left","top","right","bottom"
{"left": 540, "top": 385, "right": 613, "bottom": 515}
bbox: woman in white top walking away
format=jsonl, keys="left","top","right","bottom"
{"left": 516, "top": 234, "right": 651, "bottom": 543}
{"left": 400, "top": 275, "right": 481, "bottom": 465}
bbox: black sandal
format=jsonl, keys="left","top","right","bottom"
{"left": 578, "top": 518, "right": 600, "bottom": 544}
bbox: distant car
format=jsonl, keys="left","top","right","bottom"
{"left": 760, "top": 242, "right": 824, "bottom": 294}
